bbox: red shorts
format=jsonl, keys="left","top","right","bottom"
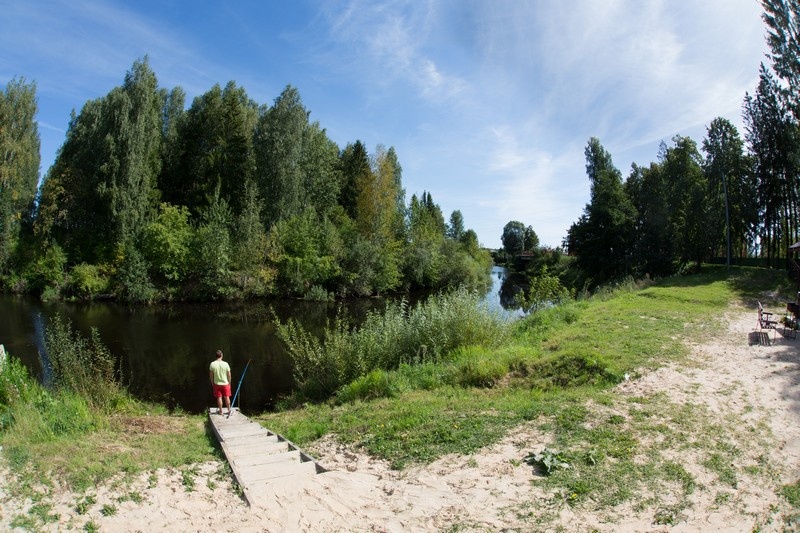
{"left": 212, "top": 383, "right": 231, "bottom": 398}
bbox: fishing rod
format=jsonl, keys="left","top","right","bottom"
{"left": 228, "top": 359, "right": 252, "bottom": 418}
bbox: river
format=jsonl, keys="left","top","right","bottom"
{"left": 0, "top": 266, "right": 525, "bottom": 413}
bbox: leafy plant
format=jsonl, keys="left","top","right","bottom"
{"left": 523, "top": 448, "right": 571, "bottom": 475}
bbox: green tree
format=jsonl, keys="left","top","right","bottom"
{"left": 301, "top": 122, "right": 342, "bottom": 217}
{"left": 0, "top": 77, "right": 40, "bottom": 275}
{"left": 625, "top": 161, "right": 674, "bottom": 276}
{"left": 405, "top": 192, "right": 445, "bottom": 288}
{"left": 266, "top": 207, "right": 342, "bottom": 296}
{"left": 702, "top": 117, "right": 757, "bottom": 262}
{"left": 762, "top": 0, "right": 800, "bottom": 116}
{"left": 164, "top": 81, "right": 258, "bottom": 218}
{"left": 661, "top": 135, "right": 709, "bottom": 267}
{"left": 447, "top": 210, "right": 465, "bottom": 241}
{"left": 353, "top": 145, "right": 403, "bottom": 293}
{"left": 141, "top": 203, "right": 193, "bottom": 284}
{"left": 35, "top": 58, "right": 164, "bottom": 265}
{"left": 501, "top": 221, "right": 537, "bottom": 256}
{"left": 339, "top": 140, "right": 370, "bottom": 220}
{"left": 744, "top": 64, "right": 799, "bottom": 263}
{"left": 255, "top": 85, "right": 308, "bottom": 226}
{"left": 566, "top": 137, "right": 637, "bottom": 285}
{"left": 104, "top": 57, "right": 164, "bottom": 247}
{"left": 192, "top": 193, "right": 233, "bottom": 297}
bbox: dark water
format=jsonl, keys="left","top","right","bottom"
{"left": 0, "top": 266, "right": 523, "bottom": 414}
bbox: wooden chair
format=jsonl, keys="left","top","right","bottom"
{"left": 758, "top": 301, "right": 778, "bottom": 343}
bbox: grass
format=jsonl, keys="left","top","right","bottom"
{"left": 1, "top": 264, "right": 797, "bottom": 529}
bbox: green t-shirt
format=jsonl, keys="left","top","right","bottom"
{"left": 209, "top": 359, "right": 231, "bottom": 385}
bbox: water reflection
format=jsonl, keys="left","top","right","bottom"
{"left": 0, "top": 266, "right": 526, "bottom": 413}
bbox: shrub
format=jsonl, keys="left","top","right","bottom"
{"left": 336, "top": 369, "right": 396, "bottom": 403}
{"left": 67, "top": 263, "right": 110, "bottom": 299}
{"left": 43, "top": 315, "right": 126, "bottom": 411}
{"left": 524, "top": 350, "right": 622, "bottom": 390}
{"left": 455, "top": 357, "right": 508, "bottom": 388}
{"left": 276, "top": 288, "right": 511, "bottom": 401}
{"left": 304, "top": 285, "right": 333, "bottom": 301}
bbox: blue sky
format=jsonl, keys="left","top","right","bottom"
{"left": 1, "top": 0, "right": 768, "bottom": 249}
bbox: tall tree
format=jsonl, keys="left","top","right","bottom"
{"left": 36, "top": 58, "right": 164, "bottom": 264}
{"left": 405, "top": 192, "right": 446, "bottom": 287}
{"left": 164, "top": 82, "right": 257, "bottom": 218}
{"left": 447, "top": 210, "right": 465, "bottom": 241}
{"left": 353, "top": 145, "right": 403, "bottom": 293}
{"left": 0, "top": 77, "right": 40, "bottom": 274}
{"left": 105, "top": 57, "right": 164, "bottom": 245}
{"left": 625, "top": 161, "right": 673, "bottom": 276}
{"left": 762, "top": 0, "right": 800, "bottom": 116}
{"left": 566, "top": 138, "right": 637, "bottom": 284}
{"left": 301, "top": 122, "right": 342, "bottom": 217}
{"left": 339, "top": 140, "right": 370, "bottom": 220}
{"left": 661, "top": 135, "right": 709, "bottom": 266}
{"left": 702, "top": 117, "right": 757, "bottom": 262}
{"left": 744, "top": 64, "right": 799, "bottom": 262}
{"left": 255, "top": 85, "right": 308, "bottom": 226}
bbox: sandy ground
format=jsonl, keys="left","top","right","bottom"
{"left": 2, "top": 307, "right": 800, "bottom": 531}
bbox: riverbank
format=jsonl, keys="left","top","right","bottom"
{"left": 2, "top": 306, "right": 799, "bottom": 530}
{"left": 2, "top": 267, "right": 800, "bottom": 530}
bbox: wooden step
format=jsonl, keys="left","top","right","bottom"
{"left": 207, "top": 407, "right": 325, "bottom": 507}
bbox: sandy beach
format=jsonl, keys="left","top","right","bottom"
{"left": 2, "top": 306, "right": 799, "bottom": 531}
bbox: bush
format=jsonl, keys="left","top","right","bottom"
{"left": 304, "top": 285, "right": 333, "bottom": 301}
{"left": 67, "top": 263, "right": 110, "bottom": 299}
{"left": 276, "top": 288, "right": 512, "bottom": 401}
{"left": 523, "top": 350, "right": 622, "bottom": 390}
{"left": 43, "top": 315, "right": 126, "bottom": 411}
{"left": 336, "top": 369, "right": 396, "bottom": 403}
{"left": 455, "top": 357, "right": 508, "bottom": 388}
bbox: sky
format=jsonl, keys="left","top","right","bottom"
{"left": 0, "top": 0, "right": 770, "bottom": 249}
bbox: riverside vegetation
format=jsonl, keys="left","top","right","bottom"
{"left": 1, "top": 265, "right": 800, "bottom": 529}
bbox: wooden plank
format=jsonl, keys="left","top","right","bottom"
{"left": 226, "top": 440, "right": 290, "bottom": 458}
{"left": 237, "top": 459, "right": 318, "bottom": 484}
{"left": 231, "top": 450, "right": 302, "bottom": 468}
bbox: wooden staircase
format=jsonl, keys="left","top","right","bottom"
{"left": 207, "top": 408, "right": 325, "bottom": 507}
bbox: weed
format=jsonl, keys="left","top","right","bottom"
{"left": 713, "top": 491, "right": 731, "bottom": 506}
{"left": 84, "top": 519, "right": 100, "bottom": 532}
{"left": 100, "top": 503, "right": 117, "bottom": 516}
{"left": 781, "top": 479, "right": 800, "bottom": 507}
{"left": 75, "top": 494, "right": 96, "bottom": 515}
{"left": 182, "top": 466, "right": 198, "bottom": 492}
{"left": 653, "top": 504, "right": 685, "bottom": 526}
{"left": 10, "top": 514, "right": 38, "bottom": 530}
{"left": 704, "top": 452, "right": 738, "bottom": 488}
{"left": 29, "top": 501, "right": 59, "bottom": 524}
{"left": 524, "top": 448, "right": 570, "bottom": 475}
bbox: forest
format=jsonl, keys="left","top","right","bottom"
{"left": 0, "top": 62, "right": 491, "bottom": 302}
{"left": 494, "top": 0, "right": 800, "bottom": 293}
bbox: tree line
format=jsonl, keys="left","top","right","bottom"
{"left": 500, "top": 0, "right": 800, "bottom": 292}
{"left": 0, "top": 59, "right": 491, "bottom": 302}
